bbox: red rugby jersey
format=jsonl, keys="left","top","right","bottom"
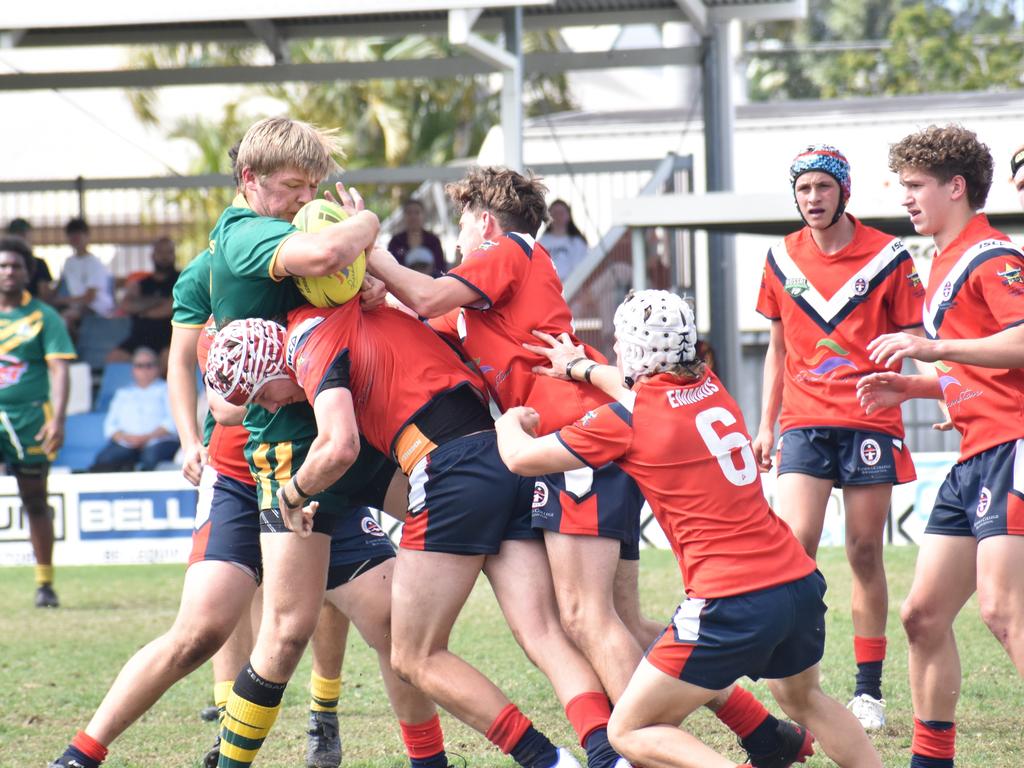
{"left": 558, "top": 371, "right": 816, "bottom": 599}
{"left": 197, "top": 319, "right": 254, "bottom": 486}
{"left": 922, "top": 214, "right": 1024, "bottom": 460}
{"left": 756, "top": 216, "right": 924, "bottom": 436}
{"left": 436, "top": 233, "right": 611, "bottom": 434}
{"left": 286, "top": 302, "right": 489, "bottom": 472}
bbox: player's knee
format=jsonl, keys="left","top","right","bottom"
{"left": 900, "top": 598, "right": 943, "bottom": 646}
{"left": 167, "top": 626, "right": 228, "bottom": 671}
{"left": 977, "top": 592, "right": 1011, "bottom": 642}
{"left": 845, "top": 535, "right": 883, "bottom": 576}
{"left": 389, "top": 643, "right": 425, "bottom": 686}
{"left": 606, "top": 711, "right": 638, "bottom": 762}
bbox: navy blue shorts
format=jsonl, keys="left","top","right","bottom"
{"left": 190, "top": 468, "right": 262, "bottom": 580}
{"left": 778, "top": 427, "right": 916, "bottom": 487}
{"left": 400, "top": 431, "right": 540, "bottom": 555}
{"left": 925, "top": 439, "right": 1024, "bottom": 540}
{"left": 531, "top": 463, "right": 644, "bottom": 560}
{"left": 326, "top": 508, "right": 396, "bottom": 589}
{"left": 645, "top": 570, "right": 827, "bottom": 691}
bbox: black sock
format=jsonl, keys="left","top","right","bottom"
{"left": 854, "top": 660, "right": 883, "bottom": 699}
{"left": 510, "top": 726, "right": 559, "bottom": 768}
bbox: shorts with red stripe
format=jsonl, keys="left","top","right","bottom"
{"left": 531, "top": 462, "right": 644, "bottom": 560}
{"left": 778, "top": 427, "right": 916, "bottom": 487}
{"left": 189, "top": 465, "right": 262, "bottom": 582}
{"left": 646, "top": 570, "right": 826, "bottom": 691}
{"left": 400, "top": 430, "right": 540, "bottom": 555}
{"left": 925, "top": 438, "right": 1024, "bottom": 540}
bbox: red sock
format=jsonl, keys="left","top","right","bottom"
{"left": 564, "top": 691, "right": 611, "bottom": 746}
{"left": 400, "top": 714, "right": 446, "bottom": 759}
{"left": 485, "top": 703, "right": 532, "bottom": 754}
{"left": 714, "top": 686, "right": 768, "bottom": 739}
{"left": 853, "top": 636, "right": 887, "bottom": 664}
{"left": 912, "top": 719, "right": 955, "bottom": 759}
{"left": 71, "top": 731, "right": 109, "bottom": 763}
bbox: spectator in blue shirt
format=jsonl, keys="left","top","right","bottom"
{"left": 89, "top": 347, "right": 179, "bottom": 472}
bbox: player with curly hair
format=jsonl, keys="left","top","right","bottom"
{"left": 857, "top": 124, "right": 1024, "bottom": 768}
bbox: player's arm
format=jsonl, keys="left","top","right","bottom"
{"left": 39, "top": 357, "right": 69, "bottom": 454}
{"left": 495, "top": 406, "right": 586, "bottom": 476}
{"left": 868, "top": 324, "right": 1024, "bottom": 370}
{"left": 206, "top": 387, "right": 246, "bottom": 427}
{"left": 272, "top": 210, "right": 379, "bottom": 279}
{"left": 522, "top": 330, "right": 633, "bottom": 405}
{"left": 366, "top": 245, "right": 478, "bottom": 318}
{"left": 168, "top": 325, "right": 207, "bottom": 485}
{"left": 856, "top": 371, "right": 942, "bottom": 416}
{"left": 277, "top": 387, "right": 360, "bottom": 536}
{"left": 903, "top": 327, "right": 953, "bottom": 430}
{"left": 752, "top": 319, "right": 784, "bottom": 471}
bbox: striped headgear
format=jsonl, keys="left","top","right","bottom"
{"left": 206, "top": 318, "right": 290, "bottom": 406}
{"left": 790, "top": 144, "right": 851, "bottom": 225}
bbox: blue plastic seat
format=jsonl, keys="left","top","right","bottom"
{"left": 55, "top": 412, "right": 108, "bottom": 472}
{"left": 95, "top": 362, "right": 133, "bottom": 412}
{"left": 76, "top": 315, "right": 131, "bottom": 371}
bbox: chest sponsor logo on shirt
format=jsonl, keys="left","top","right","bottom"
{"left": 860, "top": 439, "right": 881, "bottom": 467}
{"left": 784, "top": 277, "right": 810, "bottom": 297}
{"left": 976, "top": 486, "right": 992, "bottom": 517}
{"left": 797, "top": 338, "right": 856, "bottom": 381}
{"left": 532, "top": 481, "right": 549, "bottom": 510}
{"left": 0, "top": 354, "right": 28, "bottom": 389}
{"left": 361, "top": 517, "right": 386, "bottom": 537}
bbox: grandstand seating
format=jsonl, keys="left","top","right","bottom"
{"left": 55, "top": 411, "right": 107, "bottom": 472}
{"left": 75, "top": 314, "right": 131, "bottom": 371}
{"left": 95, "top": 361, "right": 133, "bottom": 412}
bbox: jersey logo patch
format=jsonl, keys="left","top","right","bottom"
{"left": 479, "top": 240, "right": 499, "bottom": 251}
{"left": 998, "top": 262, "right": 1023, "bottom": 287}
{"left": 798, "top": 338, "right": 856, "bottom": 379}
{"left": 361, "top": 517, "right": 387, "bottom": 537}
{"left": 532, "top": 481, "right": 549, "bottom": 509}
{"left": 579, "top": 410, "right": 598, "bottom": 426}
{"left": 907, "top": 270, "right": 922, "bottom": 289}
{"left": 0, "top": 355, "right": 28, "bottom": 389}
{"left": 976, "top": 487, "right": 992, "bottom": 517}
{"left": 860, "top": 438, "right": 881, "bottom": 466}
{"left": 784, "top": 277, "right": 809, "bottom": 297}
{"left": 853, "top": 277, "right": 868, "bottom": 296}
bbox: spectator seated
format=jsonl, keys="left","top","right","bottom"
{"left": 95, "top": 361, "right": 133, "bottom": 412}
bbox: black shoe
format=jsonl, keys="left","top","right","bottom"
{"left": 48, "top": 759, "right": 86, "bottom": 768}
{"left": 199, "top": 705, "right": 220, "bottom": 722}
{"left": 306, "top": 711, "right": 342, "bottom": 768}
{"left": 35, "top": 583, "right": 59, "bottom": 608}
{"left": 746, "top": 720, "right": 814, "bottom": 768}
{"left": 203, "top": 734, "right": 221, "bottom": 768}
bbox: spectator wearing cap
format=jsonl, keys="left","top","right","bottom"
{"left": 89, "top": 346, "right": 179, "bottom": 472}
{"left": 388, "top": 198, "right": 445, "bottom": 276}
{"left": 6, "top": 218, "right": 55, "bottom": 303}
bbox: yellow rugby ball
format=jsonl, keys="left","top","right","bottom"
{"left": 290, "top": 199, "right": 366, "bottom": 307}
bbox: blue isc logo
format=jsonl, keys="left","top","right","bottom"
{"left": 78, "top": 490, "right": 197, "bottom": 540}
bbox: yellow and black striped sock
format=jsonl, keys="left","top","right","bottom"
{"left": 214, "top": 680, "right": 234, "bottom": 722}
{"left": 309, "top": 672, "right": 341, "bottom": 714}
{"left": 35, "top": 563, "right": 53, "bottom": 587}
{"left": 218, "top": 663, "right": 286, "bottom": 768}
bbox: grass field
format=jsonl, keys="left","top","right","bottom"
{"left": 2, "top": 547, "right": 1021, "bottom": 767}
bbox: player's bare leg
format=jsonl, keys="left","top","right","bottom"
{"left": 773, "top": 473, "right": 834, "bottom": 558}
{"left": 326, "top": 559, "right": 437, "bottom": 725}
{"left": 612, "top": 558, "right": 663, "bottom": 648}
{"left": 606, "top": 660, "right": 732, "bottom": 768}
{"left": 901, "top": 534, "right": 976, "bottom": 765}
{"left": 84, "top": 561, "right": 257, "bottom": 745}
{"left": 19, "top": 471, "right": 57, "bottom": 606}
{"left": 390, "top": 549, "right": 509, "bottom": 731}
{"left": 975, "top": 535, "right": 1024, "bottom": 674}
{"left": 543, "top": 531, "right": 641, "bottom": 701}
{"left": 842, "top": 484, "right": 891, "bottom": 640}
{"left": 766, "top": 665, "right": 882, "bottom": 768}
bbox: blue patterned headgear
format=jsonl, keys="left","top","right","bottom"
{"left": 789, "top": 144, "right": 851, "bottom": 226}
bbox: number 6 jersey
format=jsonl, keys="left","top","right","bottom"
{"left": 557, "top": 370, "right": 815, "bottom": 599}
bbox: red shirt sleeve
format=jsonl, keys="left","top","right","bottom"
{"left": 886, "top": 250, "right": 926, "bottom": 328}
{"left": 427, "top": 309, "right": 461, "bottom": 346}
{"left": 974, "top": 251, "right": 1024, "bottom": 329}
{"left": 447, "top": 237, "right": 529, "bottom": 310}
{"left": 755, "top": 255, "right": 780, "bottom": 320}
{"left": 556, "top": 401, "right": 634, "bottom": 468}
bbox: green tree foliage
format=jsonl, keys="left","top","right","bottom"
{"left": 745, "top": 0, "right": 1024, "bottom": 100}
{"left": 127, "top": 34, "right": 574, "bottom": 252}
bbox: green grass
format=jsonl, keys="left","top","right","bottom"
{"left": 2, "top": 547, "right": 1021, "bottom": 767}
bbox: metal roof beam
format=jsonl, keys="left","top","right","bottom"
{"left": 0, "top": 45, "right": 701, "bottom": 91}
{"left": 244, "top": 19, "right": 289, "bottom": 64}
{"left": 674, "top": 0, "right": 707, "bottom": 36}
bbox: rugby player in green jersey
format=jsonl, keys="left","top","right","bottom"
{"left": 0, "top": 236, "right": 74, "bottom": 609}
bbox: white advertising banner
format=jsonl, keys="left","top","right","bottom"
{"left": 0, "top": 452, "right": 962, "bottom": 567}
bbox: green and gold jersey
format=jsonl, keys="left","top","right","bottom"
{"left": 207, "top": 195, "right": 315, "bottom": 444}
{"left": 0, "top": 292, "right": 75, "bottom": 408}
{"left": 171, "top": 248, "right": 212, "bottom": 330}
